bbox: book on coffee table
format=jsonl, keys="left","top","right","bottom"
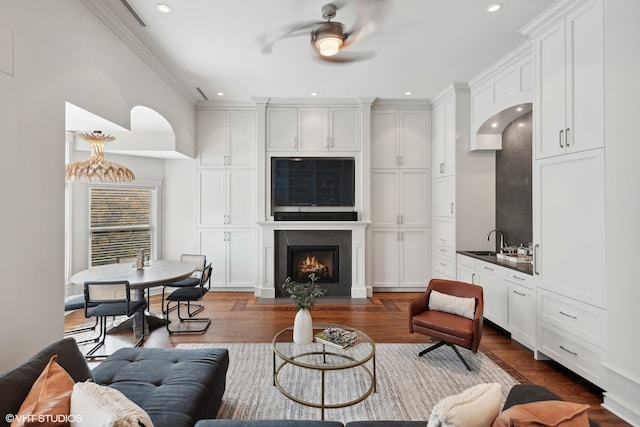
{"left": 315, "top": 327, "right": 358, "bottom": 349}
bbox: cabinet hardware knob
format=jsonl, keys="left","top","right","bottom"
{"left": 534, "top": 244, "right": 540, "bottom": 275}
{"left": 565, "top": 128, "right": 570, "bottom": 146}
{"left": 512, "top": 275, "right": 525, "bottom": 281}
{"left": 513, "top": 290, "right": 526, "bottom": 296}
{"left": 450, "top": 203, "right": 454, "bottom": 214}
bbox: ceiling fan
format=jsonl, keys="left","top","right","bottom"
{"left": 258, "top": 0, "right": 387, "bottom": 63}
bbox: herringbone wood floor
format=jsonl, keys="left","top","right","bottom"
{"left": 65, "top": 291, "right": 630, "bottom": 426}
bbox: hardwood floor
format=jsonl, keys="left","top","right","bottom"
{"left": 65, "top": 291, "right": 629, "bottom": 426}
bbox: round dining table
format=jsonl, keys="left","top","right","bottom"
{"left": 70, "top": 259, "right": 196, "bottom": 336}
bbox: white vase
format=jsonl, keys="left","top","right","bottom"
{"left": 293, "top": 308, "right": 313, "bottom": 344}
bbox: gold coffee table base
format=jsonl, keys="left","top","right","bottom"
{"left": 272, "top": 324, "right": 376, "bottom": 420}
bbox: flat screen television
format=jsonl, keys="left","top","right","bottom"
{"left": 271, "top": 157, "right": 355, "bottom": 208}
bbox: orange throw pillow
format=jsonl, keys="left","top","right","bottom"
{"left": 492, "top": 401, "right": 591, "bottom": 427}
{"left": 11, "top": 355, "right": 75, "bottom": 427}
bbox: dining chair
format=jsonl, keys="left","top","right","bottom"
{"left": 83, "top": 280, "right": 146, "bottom": 358}
{"left": 64, "top": 294, "right": 98, "bottom": 343}
{"left": 166, "top": 263, "right": 212, "bottom": 334}
{"left": 161, "top": 254, "right": 207, "bottom": 316}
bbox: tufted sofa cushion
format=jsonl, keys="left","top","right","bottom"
{"left": 92, "top": 347, "right": 229, "bottom": 427}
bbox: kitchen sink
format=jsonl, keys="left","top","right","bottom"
{"left": 462, "top": 250, "right": 497, "bottom": 256}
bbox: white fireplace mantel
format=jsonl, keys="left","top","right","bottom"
{"left": 256, "top": 221, "right": 371, "bottom": 299}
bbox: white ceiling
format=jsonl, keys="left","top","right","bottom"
{"left": 101, "top": 0, "right": 557, "bottom": 103}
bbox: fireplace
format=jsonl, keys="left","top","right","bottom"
{"left": 288, "top": 245, "right": 339, "bottom": 283}
{"left": 274, "top": 229, "right": 351, "bottom": 297}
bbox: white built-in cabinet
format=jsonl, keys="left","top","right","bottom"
{"left": 533, "top": 0, "right": 604, "bottom": 159}
{"left": 522, "top": 0, "right": 607, "bottom": 389}
{"left": 432, "top": 101, "right": 455, "bottom": 177}
{"left": 370, "top": 105, "right": 431, "bottom": 288}
{"left": 267, "top": 107, "right": 360, "bottom": 152}
{"left": 196, "top": 108, "right": 257, "bottom": 288}
{"left": 456, "top": 254, "right": 536, "bottom": 350}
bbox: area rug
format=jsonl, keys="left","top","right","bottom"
{"left": 176, "top": 342, "right": 519, "bottom": 423}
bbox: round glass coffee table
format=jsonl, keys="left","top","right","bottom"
{"left": 272, "top": 323, "right": 376, "bottom": 420}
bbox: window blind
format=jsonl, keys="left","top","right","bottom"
{"left": 89, "top": 187, "right": 155, "bottom": 266}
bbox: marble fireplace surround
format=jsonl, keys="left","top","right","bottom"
{"left": 257, "top": 221, "right": 371, "bottom": 299}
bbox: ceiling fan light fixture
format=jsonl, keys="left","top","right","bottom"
{"left": 316, "top": 35, "right": 343, "bottom": 56}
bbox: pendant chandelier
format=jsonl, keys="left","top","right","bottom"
{"left": 65, "top": 131, "right": 135, "bottom": 182}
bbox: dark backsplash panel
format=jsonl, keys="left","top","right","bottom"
{"left": 495, "top": 111, "right": 532, "bottom": 250}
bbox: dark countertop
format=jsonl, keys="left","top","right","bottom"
{"left": 457, "top": 251, "right": 534, "bottom": 276}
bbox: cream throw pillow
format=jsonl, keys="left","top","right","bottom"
{"left": 427, "top": 382, "right": 503, "bottom": 427}
{"left": 428, "top": 289, "right": 476, "bottom": 320}
{"left": 70, "top": 381, "right": 154, "bottom": 427}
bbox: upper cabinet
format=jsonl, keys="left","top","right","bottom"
{"left": 371, "top": 110, "right": 429, "bottom": 169}
{"left": 528, "top": 0, "right": 604, "bottom": 159}
{"left": 432, "top": 100, "right": 455, "bottom": 177}
{"left": 267, "top": 107, "right": 360, "bottom": 152}
{"left": 197, "top": 110, "right": 256, "bottom": 168}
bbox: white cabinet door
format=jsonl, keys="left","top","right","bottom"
{"left": 227, "top": 111, "right": 256, "bottom": 167}
{"left": 476, "top": 262, "right": 508, "bottom": 328}
{"left": 535, "top": 0, "right": 604, "bottom": 159}
{"left": 330, "top": 108, "right": 360, "bottom": 151}
{"left": 227, "top": 228, "right": 257, "bottom": 287}
{"left": 198, "top": 170, "right": 226, "bottom": 226}
{"left": 433, "top": 176, "right": 455, "bottom": 218}
{"left": 198, "top": 110, "right": 256, "bottom": 168}
{"left": 535, "top": 149, "right": 605, "bottom": 308}
{"left": 371, "top": 228, "right": 399, "bottom": 287}
{"left": 197, "top": 110, "right": 227, "bottom": 167}
{"left": 400, "top": 110, "right": 429, "bottom": 168}
{"left": 198, "top": 228, "right": 256, "bottom": 288}
{"left": 298, "top": 108, "right": 329, "bottom": 151}
{"left": 400, "top": 229, "right": 430, "bottom": 286}
{"left": 372, "top": 110, "right": 428, "bottom": 168}
{"left": 371, "top": 111, "right": 398, "bottom": 169}
{"left": 432, "top": 100, "right": 454, "bottom": 177}
{"left": 457, "top": 263, "right": 476, "bottom": 285}
{"left": 432, "top": 217, "right": 455, "bottom": 249}
{"left": 507, "top": 282, "right": 536, "bottom": 349}
{"left": 400, "top": 170, "right": 429, "bottom": 226}
{"left": 371, "top": 170, "right": 399, "bottom": 226}
{"left": 199, "top": 229, "right": 226, "bottom": 288}
{"left": 227, "top": 170, "right": 255, "bottom": 226}
{"left": 267, "top": 108, "right": 297, "bottom": 151}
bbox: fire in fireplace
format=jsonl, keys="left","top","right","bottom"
{"left": 287, "top": 245, "right": 339, "bottom": 283}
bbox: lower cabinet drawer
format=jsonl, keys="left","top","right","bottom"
{"left": 433, "top": 252, "right": 456, "bottom": 280}
{"left": 537, "top": 288, "right": 607, "bottom": 348}
{"left": 537, "top": 322, "right": 607, "bottom": 389}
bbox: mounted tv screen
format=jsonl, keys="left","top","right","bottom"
{"left": 271, "top": 157, "right": 355, "bottom": 207}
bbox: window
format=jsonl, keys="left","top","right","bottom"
{"left": 89, "top": 187, "right": 158, "bottom": 266}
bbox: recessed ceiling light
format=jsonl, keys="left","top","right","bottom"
{"left": 156, "top": 3, "right": 171, "bottom": 13}
{"left": 491, "top": 122, "right": 498, "bottom": 128}
{"left": 487, "top": 3, "right": 502, "bottom": 13}
{"left": 311, "top": 92, "right": 319, "bottom": 96}
{"left": 516, "top": 106, "right": 523, "bottom": 112}
{"left": 217, "top": 92, "right": 224, "bottom": 97}
{"left": 404, "top": 91, "right": 413, "bottom": 96}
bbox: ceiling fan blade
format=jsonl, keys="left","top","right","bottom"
{"left": 315, "top": 50, "right": 375, "bottom": 64}
{"left": 257, "top": 21, "right": 324, "bottom": 54}
{"left": 342, "top": 0, "right": 389, "bottom": 48}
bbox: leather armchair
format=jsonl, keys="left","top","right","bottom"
{"left": 409, "top": 279, "right": 484, "bottom": 370}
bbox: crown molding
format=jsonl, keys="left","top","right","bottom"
{"left": 80, "top": 0, "right": 196, "bottom": 104}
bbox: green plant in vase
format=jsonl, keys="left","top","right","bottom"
{"left": 281, "top": 273, "right": 326, "bottom": 310}
{"left": 281, "top": 273, "right": 325, "bottom": 344}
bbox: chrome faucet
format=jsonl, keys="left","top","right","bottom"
{"left": 486, "top": 229, "right": 506, "bottom": 252}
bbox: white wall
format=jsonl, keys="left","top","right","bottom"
{"left": 164, "top": 158, "right": 198, "bottom": 261}
{"left": 602, "top": 0, "right": 640, "bottom": 423}
{"left": 0, "top": 0, "right": 195, "bottom": 372}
